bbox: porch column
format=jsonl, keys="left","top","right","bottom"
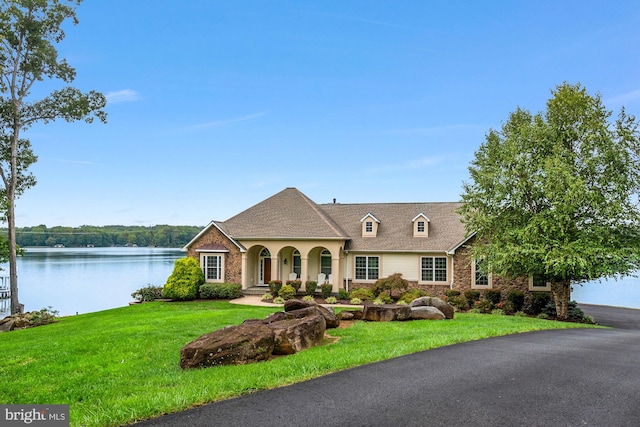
{"left": 241, "top": 253, "right": 248, "bottom": 290}
{"left": 301, "top": 256, "right": 309, "bottom": 285}
{"left": 331, "top": 256, "right": 340, "bottom": 292}
{"left": 270, "top": 257, "right": 279, "bottom": 283}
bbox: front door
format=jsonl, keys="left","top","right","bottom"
{"left": 263, "top": 258, "right": 271, "bottom": 284}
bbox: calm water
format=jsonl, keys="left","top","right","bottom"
{"left": 0, "top": 247, "right": 183, "bottom": 316}
{"left": 0, "top": 248, "right": 638, "bottom": 317}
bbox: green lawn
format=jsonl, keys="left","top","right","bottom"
{"left": 0, "top": 301, "right": 597, "bottom": 427}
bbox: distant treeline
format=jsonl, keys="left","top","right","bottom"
{"left": 2, "top": 225, "right": 203, "bottom": 248}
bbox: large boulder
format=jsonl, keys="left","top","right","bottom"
{"left": 362, "top": 303, "right": 412, "bottom": 322}
{"left": 285, "top": 301, "right": 340, "bottom": 328}
{"left": 410, "top": 297, "right": 454, "bottom": 319}
{"left": 267, "top": 315, "right": 326, "bottom": 355}
{"left": 410, "top": 306, "right": 446, "bottom": 320}
{"left": 180, "top": 323, "right": 275, "bottom": 369}
{"left": 338, "top": 310, "right": 363, "bottom": 321}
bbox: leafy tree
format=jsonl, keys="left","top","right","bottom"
{"left": 0, "top": 0, "right": 107, "bottom": 313}
{"left": 459, "top": 83, "right": 640, "bottom": 320}
{"left": 162, "top": 257, "right": 204, "bottom": 301}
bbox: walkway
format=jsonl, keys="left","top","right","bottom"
{"left": 132, "top": 304, "right": 640, "bottom": 426}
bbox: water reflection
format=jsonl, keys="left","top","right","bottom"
{"left": 0, "top": 247, "right": 184, "bottom": 316}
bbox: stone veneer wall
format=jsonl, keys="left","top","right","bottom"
{"left": 186, "top": 227, "right": 242, "bottom": 284}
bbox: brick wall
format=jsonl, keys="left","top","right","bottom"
{"left": 186, "top": 227, "right": 242, "bottom": 284}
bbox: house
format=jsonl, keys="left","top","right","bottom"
{"left": 183, "top": 187, "right": 550, "bottom": 297}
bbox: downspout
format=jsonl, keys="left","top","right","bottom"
{"left": 344, "top": 250, "right": 349, "bottom": 293}
{"left": 450, "top": 254, "right": 454, "bottom": 290}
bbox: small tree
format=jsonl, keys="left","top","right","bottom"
{"left": 372, "top": 273, "right": 409, "bottom": 299}
{"left": 459, "top": 83, "right": 640, "bottom": 319}
{"left": 163, "top": 257, "right": 205, "bottom": 301}
{"left": 0, "top": 0, "right": 107, "bottom": 314}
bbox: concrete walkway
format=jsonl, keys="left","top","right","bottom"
{"left": 132, "top": 304, "right": 640, "bottom": 427}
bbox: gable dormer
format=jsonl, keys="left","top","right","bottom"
{"left": 360, "top": 213, "right": 380, "bottom": 238}
{"left": 412, "top": 213, "right": 430, "bottom": 237}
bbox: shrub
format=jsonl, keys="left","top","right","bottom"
{"left": 375, "top": 293, "right": 393, "bottom": 304}
{"left": 305, "top": 281, "right": 318, "bottom": 296}
{"left": 448, "top": 295, "right": 469, "bottom": 310}
{"left": 273, "top": 297, "right": 285, "bottom": 304}
{"left": 28, "top": 306, "right": 59, "bottom": 326}
{"left": 464, "top": 290, "right": 481, "bottom": 305}
{"left": 321, "top": 283, "right": 333, "bottom": 299}
{"left": 268, "top": 280, "right": 283, "bottom": 297}
{"left": 499, "top": 300, "right": 516, "bottom": 315}
{"left": 325, "top": 296, "right": 338, "bottom": 304}
{"left": 338, "top": 289, "right": 350, "bottom": 300}
{"left": 514, "top": 311, "right": 527, "bottom": 317}
{"left": 506, "top": 290, "right": 525, "bottom": 312}
{"left": 199, "top": 283, "right": 243, "bottom": 299}
{"left": 468, "top": 308, "right": 482, "bottom": 314}
{"left": 162, "top": 257, "right": 204, "bottom": 301}
{"left": 525, "top": 292, "right": 552, "bottom": 315}
{"left": 372, "top": 273, "right": 409, "bottom": 298}
{"left": 286, "top": 280, "right": 302, "bottom": 293}
{"left": 373, "top": 299, "right": 385, "bottom": 305}
{"left": 261, "top": 293, "right": 273, "bottom": 301}
{"left": 350, "top": 297, "right": 362, "bottom": 305}
{"left": 474, "top": 298, "right": 493, "bottom": 313}
{"left": 445, "top": 289, "right": 461, "bottom": 299}
{"left": 537, "top": 313, "right": 550, "bottom": 320}
{"left": 484, "top": 289, "right": 502, "bottom": 305}
{"left": 131, "top": 284, "right": 163, "bottom": 302}
{"left": 350, "top": 287, "right": 375, "bottom": 301}
{"left": 396, "top": 300, "right": 408, "bottom": 306}
{"left": 491, "top": 309, "right": 505, "bottom": 315}
{"left": 278, "top": 284, "right": 297, "bottom": 300}
{"left": 399, "top": 288, "right": 427, "bottom": 303}
{"left": 302, "top": 295, "right": 315, "bottom": 302}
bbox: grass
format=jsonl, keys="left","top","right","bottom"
{"left": 0, "top": 301, "right": 597, "bottom": 427}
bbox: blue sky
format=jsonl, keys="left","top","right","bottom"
{"left": 15, "top": 0, "right": 640, "bottom": 227}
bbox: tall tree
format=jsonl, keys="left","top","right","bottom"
{"left": 459, "top": 83, "right": 640, "bottom": 319}
{"left": 0, "top": 0, "right": 106, "bottom": 314}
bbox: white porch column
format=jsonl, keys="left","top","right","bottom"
{"left": 241, "top": 253, "right": 248, "bottom": 290}
{"left": 301, "top": 256, "right": 309, "bottom": 286}
{"left": 331, "top": 256, "right": 340, "bottom": 292}
{"left": 270, "top": 257, "right": 279, "bottom": 283}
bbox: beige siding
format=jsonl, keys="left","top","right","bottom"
{"left": 382, "top": 253, "right": 420, "bottom": 281}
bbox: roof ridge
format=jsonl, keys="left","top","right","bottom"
{"left": 297, "top": 191, "right": 348, "bottom": 238}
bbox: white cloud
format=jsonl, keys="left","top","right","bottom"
{"left": 605, "top": 89, "right": 640, "bottom": 106}
{"left": 187, "top": 111, "right": 267, "bottom": 130}
{"left": 105, "top": 89, "right": 141, "bottom": 104}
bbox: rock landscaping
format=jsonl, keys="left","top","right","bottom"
{"left": 180, "top": 298, "right": 452, "bottom": 369}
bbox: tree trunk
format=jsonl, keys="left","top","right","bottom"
{"left": 550, "top": 280, "right": 571, "bottom": 320}
{"left": 9, "top": 122, "right": 20, "bottom": 315}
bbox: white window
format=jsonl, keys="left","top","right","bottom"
{"left": 355, "top": 256, "right": 379, "bottom": 280}
{"left": 293, "top": 250, "right": 301, "bottom": 277}
{"left": 204, "top": 255, "right": 222, "bottom": 282}
{"left": 320, "top": 250, "right": 332, "bottom": 276}
{"left": 529, "top": 273, "right": 551, "bottom": 291}
{"left": 421, "top": 257, "right": 447, "bottom": 282}
{"left": 472, "top": 258, "right": 491, "bottom": 288}
{"left": 365, "top": 221, "right": 373, "bottom": 233}
{"left": 417, "top": 221, "right": 425, "bottom": 233}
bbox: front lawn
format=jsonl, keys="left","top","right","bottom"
{"left": 0, "top": 301, "right": 597, "bottom": 427}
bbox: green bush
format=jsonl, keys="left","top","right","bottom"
{"left": 375, "top": 293, "right": 393, "bottom": 304}
{"left": 350, "top": 297, "right": 362, "bottom": 305}
{"left": 399, "top": 288, "right": 427, "bottom": 303}
{"left": 305, "top": 281, "right": 318, "bottom": 296}
{"left": 28, "top": 307, "right": 59, "bottom": 327}
{"left": 484, "top": 289, "right": 502, "bottom": 305}
{"left": 474, "top": 298, "right": 493, "bottom": 313}
{"left": 131, "top": 284, "right": 164, "bottom": 302}
{"left": 506, "top": 290, "right": 525, "bottom": 312}
{"left": 268, "top": 280, "right": 283, "bottom": 297}
{"left": 286, "top": 280, "right": 302, "bottom": 293}
{"left": 350, "top": 287, "right": 375, "bottom": 301}
{"left": 321, "top": 283, "right": 333, "bottom": 299}
{"left": 278, "top": 284, "right": 297, "bottom": 300}
{"left": 338, "top": 289, "right": 350, "bottom": 300}
{"left": 491, "top": 309, "right": 505, "bottom": 315}
{"left": 273, "top": 297, "right": 285, "bottom": 304}
{"left": 261, "top": 293, "right": 273, "bottom": 301}
{"left": 372, "top": 273, "right": 409, "bottom": 298}
{"left": 325, "top": 296, "right": 338, "bottom": 304}
{"left": 302, "top": 295, "right": 315, "bottom": 302}
{"left": 525, "top": 292, "right": 552, "bottom": 315}
{"left": 464, "top": 290, "right": 481, "bottom": 305}
{"left": 199, "top": 283, "right": 243, "bottom": 299}
{"left": 445, "top": 289, "right": 461, "bottom": 299}
{"left": 162, "top": 257, "right": 204, "bottom": 301}
{"left": 448, "top": 295, "right": 469, "bottom": 310}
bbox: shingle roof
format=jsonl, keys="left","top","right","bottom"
{"left": 214, "top": 187, "right": 466, "bottom": 252}
{"left": 319, "top": 201, "right": 465, "bottom": 252}
{"left": 220, "top": 187, "right": 349, "bottom": 239}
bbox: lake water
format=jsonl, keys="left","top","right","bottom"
{"left": 0, "top": 247, "right": 639, "bottom": 317}
{"left": 0, "top": 247, "right": 183, "bottom": 316}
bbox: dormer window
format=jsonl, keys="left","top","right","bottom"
{"left": 360, "top": 213, "right": 380, "bottom": 237}
{"left": 412, "top": 213, "right": 430, "bottom": 237}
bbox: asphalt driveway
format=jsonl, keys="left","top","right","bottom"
{"left": 132, "top": 304, "right": 640, "bottom": 427}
